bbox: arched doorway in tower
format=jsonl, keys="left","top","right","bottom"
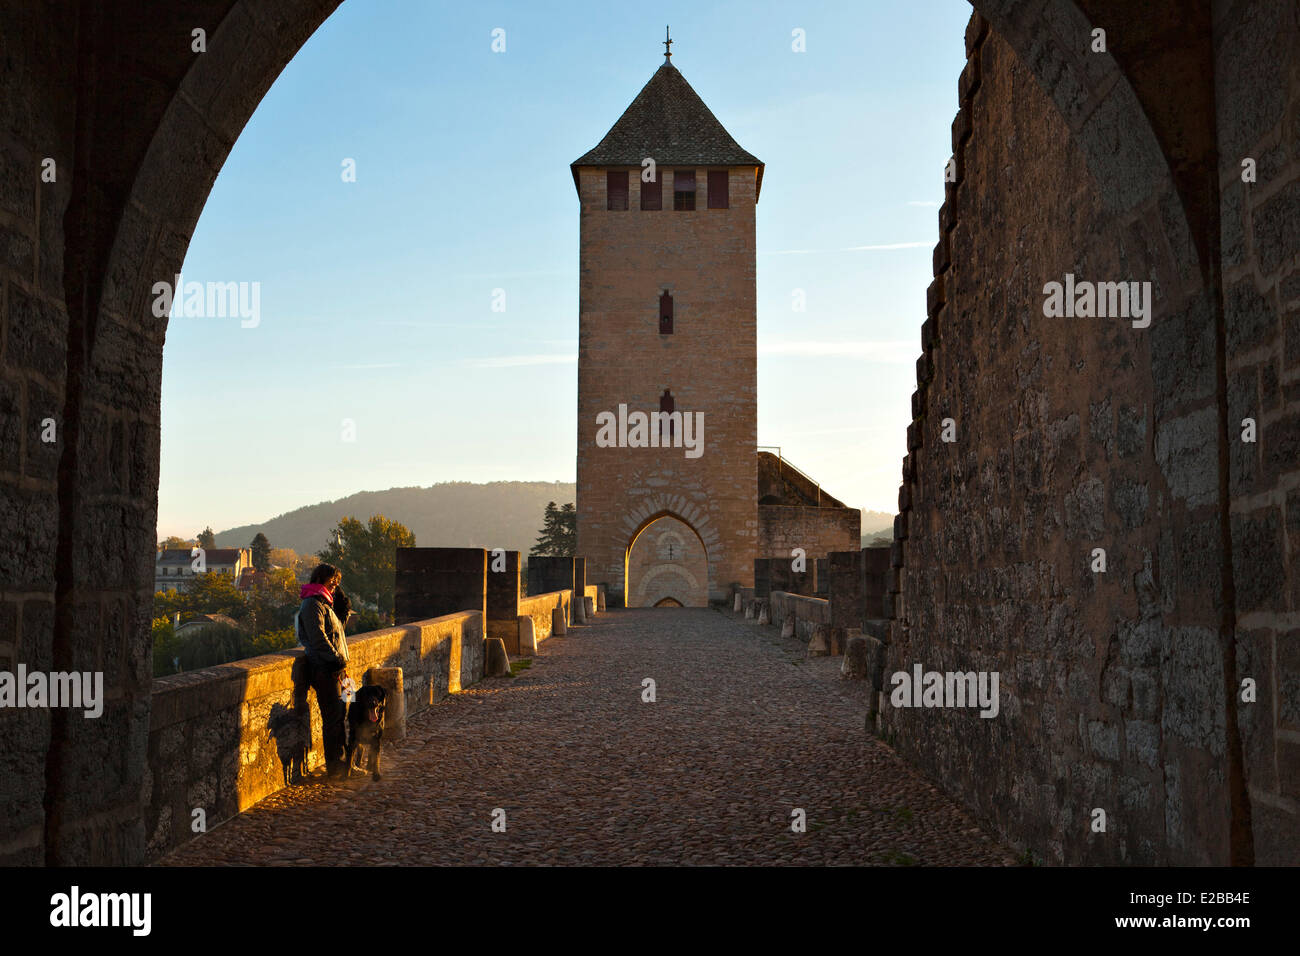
{"left": 625, "top": 513, "right": 708, "bottom": 607}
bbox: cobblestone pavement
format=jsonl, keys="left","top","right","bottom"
{"left": 159, "top": 608, "right": 1016, "bottom": 866}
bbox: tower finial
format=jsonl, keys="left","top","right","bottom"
{"left": 663, "top": 25, "right": 672, "bottom": 60}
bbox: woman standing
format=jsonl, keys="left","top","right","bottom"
{"left": 295, "top": 563, "right": 352, "bottom": 780}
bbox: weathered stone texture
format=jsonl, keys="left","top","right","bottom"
{"left": 1216, "top": 0, "right": 1300, "bottom": 865}
{"left": 394, "top": 548, "right": 487, "bottom": 625}
{"left": 881, "top": 18, "right": 1244, "bottom": 866}
{"left": 757, "top": 504, "right": 861, "bottom": 566}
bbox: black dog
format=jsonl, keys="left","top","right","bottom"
{"left": 345, "top": 684, "right": 386, "bottom": 780}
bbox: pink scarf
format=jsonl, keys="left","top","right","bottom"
{"left": 300, "top": 582, "right": 334, "bottom": 604}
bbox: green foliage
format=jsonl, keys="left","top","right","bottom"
{"left": 242, "top": 567, "right": 299, "bottom": 634}
{"left": 153, "top": 568, "right": 245, "bottom": 621}
{"left": 317, "top": 514, "right": 415, "bottom": 618}
{"left": 242, "top": 627, "right": 298, "bottom": 658}
{"left": 176, "top": 624, "right": 245, "bottom": 671}
{"left": 158, "top": 535, "right": 191, "bottom": 551}
{"left": 529, "top": 501, "right": 576, "bottom": 557}
{"left": 152, "top": 615, "right": 184, "bottom": 677}
{"left": 156, "top": 623, "right": 298, "bottom": 676}
{"left": 151, "top": 563, "right": 304, "bottom": 674}
{"left": 268, "top": 547, "right": 298, "bottom": 570}
{"left": 250, "top": 532, "right": 271, "bottom": 572}
{"left": 347, "top": 608, "right": 383, "bottom": 635}
{"left": 197, "top": 526, "right": 216, "bottom": 550}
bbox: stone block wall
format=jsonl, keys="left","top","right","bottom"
{"left": 1215, "top": 0, "right": 1300, "bottom": 863}
{"left": 828, "top": 550, "right": 866, "bottom": 631}
{"left": 862, "top": 547, "right": 892, "bottom": 621}
{"left": 882, "top": 14, "right": 1240, "bottom": 865}
{"left": 527, "top": 556, "right": 583, "bottom": 600}
{"left": 395, "top": 548, "right": 486, "bottom": 625}
{"left": 758, "top": 504, "right": 861, "bottom": 564}
{"left": 485, "top": 549, "right": 521, "bottom": 654}
{"left": 0, "top": 2, "right": 75, "bottom": 866}
{"left": 753, "top": 557, "right": 815, "bottom": 599}
{"left": 145, "top": 611, "right": 483, "bottom": 860}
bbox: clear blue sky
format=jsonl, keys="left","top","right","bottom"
{"left": 158, "top": 0, "right": 972, "bottom": 539}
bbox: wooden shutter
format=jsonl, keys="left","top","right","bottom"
{"left": 707, "top": 170, "right": 729, "bottom": 208}
{"left": 673, "top": 170, "right": 696, "bottom": 210}
{"left": 641, "top": 175, "right": 662, "bottom": 210}
{"left": 606, "top": 170, "right": 628, "bottom": 210}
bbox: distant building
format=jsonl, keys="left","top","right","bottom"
{"left": 154, "top": 547, "right": 253, "bottom": 593}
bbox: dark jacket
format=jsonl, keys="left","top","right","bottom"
{"left": 295, "top": 596, "right": 349, "bottom": 671}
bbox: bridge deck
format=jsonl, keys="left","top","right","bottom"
{"left": 158, "top": 608, "right": 1014, "bottom": 866}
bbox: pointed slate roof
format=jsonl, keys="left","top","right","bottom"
{"left": 571, "top": 60, "right": 763, "bottom": 199}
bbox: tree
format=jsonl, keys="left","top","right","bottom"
{"left": 268, "top": 547, "right": 298, "bottom": 569}
{"left": 158, "top": 535, "right": 191, "bottom": 551}
{"left": 250, "top": 532, "right": 271, "bottom": 572}
{"left": 197, "top": 526, "right": 216, "bottom": 550}
{"left": 154, "top": 568, "right": 244, "bottom": 621}
{"left": 316, "top": 514, "right": 415, "bottom": 619}
{"left": 243, "top": 567, "right": 299, "bottom": 635}
{"left": 152, "top": 617, "right": 183, "bottom": 677}
{"left": 292, "top": 553, "right": 319, "bottom": 584}
{"left": 530, "top": 501, "right": 576, "bottom": 556}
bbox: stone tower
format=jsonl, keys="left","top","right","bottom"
{"left": 571, "top": 49, "right": 763, "bottom": 606}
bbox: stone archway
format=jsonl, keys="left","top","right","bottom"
{"left": 2, "top": 0, "right": 1220, "bottom": 865}
{"left": 624, "top": 512, "right": 710, "bottom": 607}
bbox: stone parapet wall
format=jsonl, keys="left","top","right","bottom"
{"left": 769, "top": 591, "right": 830, "bottom": 644}
{"left": 145, "top": 611, "right": 483, "bottom": 860}
{"left": 517, "top": 590, "right": 574, "bottom": 650}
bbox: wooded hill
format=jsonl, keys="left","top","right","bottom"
{"left": 216, "top": 481, "right": 576, "bottom": 557}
